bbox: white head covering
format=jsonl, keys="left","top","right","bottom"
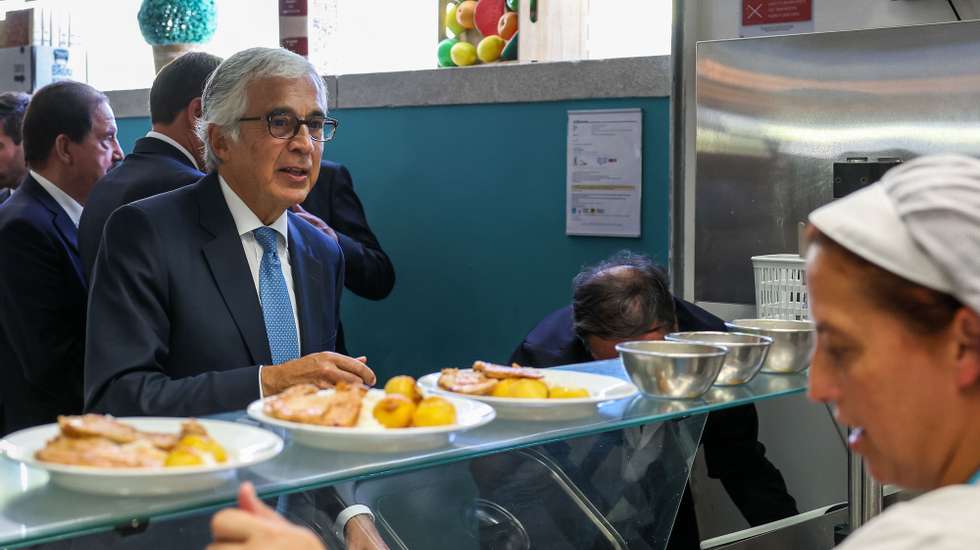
{"left": 809, "top": 153, "right": 980, "bottom": 314}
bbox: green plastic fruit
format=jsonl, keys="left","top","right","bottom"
{"left": 450, "top": 41, "right": 478, "bottom": 66}
{"left": 500, "top": 32, "right": 519, "bottom": 61}
{"left": 438, "top": 38, "right": 459, "bottom": 67}
{"left": 477, "top": 35, "right": 506, "bottom": 63}
{"left": 506, "top": 0, "right": 518, "bottom": 11}
{"left": 445, "top": 3, "right": 465, "bottom": 37}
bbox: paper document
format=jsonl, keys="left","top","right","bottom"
{"left": 566, "top": 108, "right": 642, "bottom": 237}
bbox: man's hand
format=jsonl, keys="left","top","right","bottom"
{"left": 291, "top": 204, "right": 338, "bottom": 242}
{"left": 262, "top": 352, "right": 375, "bottom": 396}
{"left": 208, "top": 483, "right": 327, "bottom": 550}
{"left": 345, "top": 514, "right": 390, "bottom": 550}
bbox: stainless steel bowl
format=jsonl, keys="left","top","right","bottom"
{"left": 616, "top": 341, "right": 728, "bottom": 399}
{"left": 724, "top": 319, "right": 815, "bottom": 374}
{"left": 664, "top": 331, "right": 773, "bottom": 385}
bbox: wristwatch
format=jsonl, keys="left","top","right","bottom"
{"left": 334, "top": 504, "right": 375, "bottom": 542}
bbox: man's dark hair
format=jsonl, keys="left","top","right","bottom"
{"left": 0, "top": 91, "right": 30, "bottom": 145}
{"left": 150, "top": 51, "right": 222, "bottom": 125}
{"left": 572, "top": 251, "right": 677, "bottom": 341}
{"left": 22, "top": 80, "right": 107, "bottom": 165}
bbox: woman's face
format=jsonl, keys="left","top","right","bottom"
{"left": 806, "top": 244, "right": 960, "bottom": 489}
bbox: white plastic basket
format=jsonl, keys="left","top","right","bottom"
{"left": 752, "top": 254, "right": 809, "bottom": 320}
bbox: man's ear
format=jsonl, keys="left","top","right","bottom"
{"left": 953, "top": 307, "right": 980, "bottom": 389}
{"left": 53, "top": 134, "right": 72, "bottom": 165}
{"left": 186, "top": 97, "right": 203, "bottom": 127}
{"left": 207, "top": 124, "right": 230, "bottom": 165}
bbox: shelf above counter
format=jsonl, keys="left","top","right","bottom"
{"left": 0, "top": 359, "right": 807, "bottom": 548}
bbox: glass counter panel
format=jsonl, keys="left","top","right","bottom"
{"left": 0, "top": 360, "right": 807, "bottom": 548}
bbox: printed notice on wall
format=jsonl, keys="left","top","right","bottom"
{"left": 740, "top": 0, "right": 813, "bottom": 37}
{"left": 566, "top": 109, "right": 642, "bottom": 238}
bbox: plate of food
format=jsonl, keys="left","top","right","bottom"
{"left": 0, "top": 415, "right": 283, "bottom": 496}
{"left": 246, "top": 379, "right": 496, "bottom": 453}
{"left": 418, "top": 361, "right": 639, "bottom": 420}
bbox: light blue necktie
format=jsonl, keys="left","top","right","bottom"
{"left": 253, "top": 227, "right": 300, "bottom": 364}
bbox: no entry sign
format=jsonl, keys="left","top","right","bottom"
{"left": 741, "top": 0, "right": 814, "bottom": 37}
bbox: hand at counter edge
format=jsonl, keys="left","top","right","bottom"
{"left": 261, "top": 353, "right": 375, "bottom": 396}
{"left": 208, "top": 482, "right": 328, "bottom": 550}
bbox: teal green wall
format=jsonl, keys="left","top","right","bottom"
{"left": 116, "top": 97, "right": 670, "bottom": 382}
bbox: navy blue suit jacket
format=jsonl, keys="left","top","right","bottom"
{"left": 84, "top": 173, "right": 345, "bottom": 417}
{"left": 0, "top": 176, "right": 86, "bottom": 434}
{"left": 79, "top": 137, "right": 204, "bottom": 280}
{"left": 302, "top": 160, "right": 394, "bottom": 301}
{"left": 0, "top": 187, "right": 10, "bottom": 205}
{"left": 509, "top": 297, "right": 725, "bottom": 367}
{"left": 300, "top": 160, "right": 394, "bottom": 353}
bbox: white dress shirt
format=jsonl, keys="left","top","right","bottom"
{"left": 145, "top": 130, "right": 200, "bottom": 170}
{"left": 217, "top": 175, "right": 300, "bottom": 397}
{"left": 30, "top": 170, "right": 84, "bottom": 227}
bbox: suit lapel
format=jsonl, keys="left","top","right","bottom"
{"left": 21, "top": 175, "right": 80, "bottom": 256}
{"left": 288, "top": 216, "right": 326, "bottom": 355}
{"left": 196, "top": 174, "right": 273, "bottom": 365}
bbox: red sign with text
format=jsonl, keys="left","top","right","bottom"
{"left": 279, "top": 0, "right": 307, "bottom": 17}
{"left": 742, "top": 0, "right": 812, "bottom": 26}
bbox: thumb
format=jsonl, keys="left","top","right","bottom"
{"left": 237, "top": 482, "right": 280, "bottom": 521}
{"left": 356, "top": 356, "right": 367, "bottom": 363}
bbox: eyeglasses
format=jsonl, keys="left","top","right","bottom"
{"left": 238, "top": 112, "right": 338, "bottom": 143}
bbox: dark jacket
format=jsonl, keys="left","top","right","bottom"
{"left": 78, "top": 136, "right": 204, "bottom": 279}
{"left": 0, "top": 176, "right": 86, "bottom": 434}
{"left": 510, "top": 298, "right": 725, "bottom": 367}
{"left": 300, "top": 160, "right": 395, "bottom": 354}
{"left": 301, "top": 160, "right": 394, "bottom": 301}
{"left": 84, "top": 173, "right": 345, "bottom": 417}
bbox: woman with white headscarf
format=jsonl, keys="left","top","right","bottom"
{"left": 805, "top": 153, "right": 980, "bottom": 549}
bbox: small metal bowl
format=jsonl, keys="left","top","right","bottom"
{"left": 665, "top": 331, "right": 773, "bottom": 386}
{"left": 724, "top": 319, "right": 815, "bottom": 374}
{"left": 616, "top": 341, "right": 728, "bottom": 399}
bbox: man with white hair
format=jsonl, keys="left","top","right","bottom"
{"left": 85, "top": 47, "right": 375, "bottom": 416}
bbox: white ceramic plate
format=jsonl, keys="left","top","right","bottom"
{"left": 247, "top": 389, "right": 496, "bottom": 453}
{"left": 0, "top": 418, "right": 283, "bottom": 496}
{"left": 418, "top": 370, "right": 639, "bottom": 420}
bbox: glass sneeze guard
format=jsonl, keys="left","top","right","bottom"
{"left": 0, "top": 359, "right": 807, "bottom": 548}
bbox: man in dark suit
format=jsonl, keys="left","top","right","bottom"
{"left": 78, "top": 52, "right": 221, "bottom": 278}
{"left": 0, "top": 81, "right": 123, "bottom": 434}
{"left": 0, "top": 91, "right": 30, "bottom": 204}
{"left": 511, "top": 252, "right": 799, "bottom": 550}
{"left": 85, "top": 47, "right": 376, "bottom": 418}
{"left": 85, "top": 47, "right": 383, "bottom": 549}
{"left": 297, "top": 160, "right": 395, "bottom": 353}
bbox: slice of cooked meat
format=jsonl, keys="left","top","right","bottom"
{"left": 438, "top": 368, "right": 498, "bottom": 395}
{"left": 58, "top": 414, "right": 141, "bottom": 444}
{"left": 142, "top": 432, "right": 180, "bottom": 451}
{"left": 36, "top": 435, "right": 167, "bottom": 468}
{"left": 263, "top": 382, "right": 368, "bottom": 427}
{"left": 473, "top": 360, "right": 544, "bottom": 380}
{"left": 57, "top": 414, "right": 194, "bottom": 451}
{"left": 179, "top": 419, "right": 208, "bottom": 438}
{"left": 264, "top": 384, "right": 333, "bottom": 424}
{"left": 319, "top": 383, "right": 367, "bottom": 427}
